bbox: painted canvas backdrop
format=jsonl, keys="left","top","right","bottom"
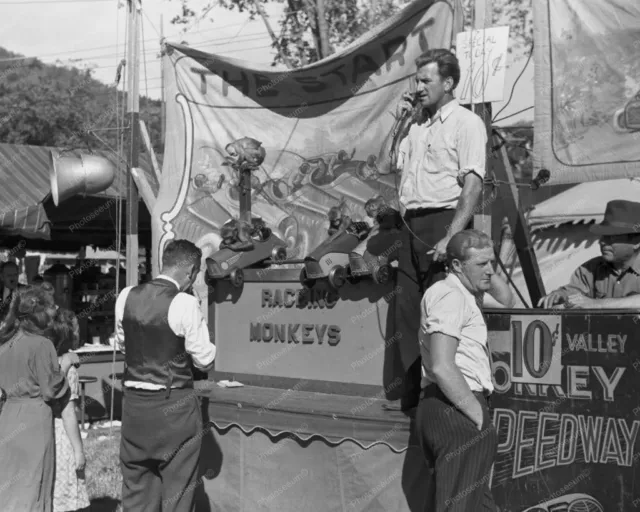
{"left": 534, "top": 0, "right": 640, "bottom": 185}
{"left": 152, "top": 0, "right": 463, "bottom": 279}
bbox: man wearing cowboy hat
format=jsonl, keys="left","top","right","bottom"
{"left": 539, "top": 199, "right": 640, "bottom": 309}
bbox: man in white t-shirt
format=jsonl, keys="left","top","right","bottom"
{"left": 416, "top": 229, "right": 513, "bottom": 511}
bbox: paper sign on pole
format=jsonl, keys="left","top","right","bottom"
{"left": 456, "top": 26, "right": 510, "bottom": 104}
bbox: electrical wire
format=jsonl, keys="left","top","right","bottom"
{"left": 109, "top": 0, "right": 126, "bottom": 442}
{"left": 493, "top": 106, "right": 533, "bottom": 125}
{"left": 141, "top": 12, "right": 149, "bottom": 99}
{"left": 491, "top": 41, "right": 534, "bottom": 123}
{"left": 0, "top": 0, "right": 111, "bottom": 3}
{"left": 0, "top": 25, "right": 270, "bottom": 63}
{"left": 0, "top": 33, "right": 270, "bottom": 66}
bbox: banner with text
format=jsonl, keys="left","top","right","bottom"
{"left": 487, "top": 312, "right": 640, "bottom": 511}
{"left": 152, "top": 0, "right": 462, "bottom": 275}
{"left": 533, "top": 0, "right": 640, "bottom": 185}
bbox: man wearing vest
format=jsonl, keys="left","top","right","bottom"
{"left": 115, "top": 239, "right": 216, "bottom": 511}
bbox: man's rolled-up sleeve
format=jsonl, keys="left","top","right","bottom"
{"left": 456, "top": 114, "right": 487, "bottom": 182}
{"left": 421, "top": 289, "right": 465, "bottom": 341}
{"left": 171, "top": 294, "right": 216, "bottom": 370}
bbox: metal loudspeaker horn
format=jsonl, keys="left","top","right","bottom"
{"left": 49, "top": 150, "right": 117, "bottom": 206}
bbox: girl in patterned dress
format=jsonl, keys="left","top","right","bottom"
{"left": 49, "top": 309, "right": 90, "bottom": 512}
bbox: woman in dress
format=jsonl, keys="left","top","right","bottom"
{"left": 49, "top": 308, "right": 90, "bottom": 512}
{"left": 0, "top": 286, "right": 72, "bottom": 511}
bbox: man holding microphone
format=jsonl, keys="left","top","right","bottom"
{"left": 378, "top": 48, "right": 488, "bottom": 410}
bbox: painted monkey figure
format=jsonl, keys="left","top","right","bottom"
{"left": 365, "top": 195, "right": 402, "bottom": 230}
{"left": 219, "top": 137, "right": 267, "bottom": 251}
{"left": 193, "top": 173, "right": 225, "bottom": 194}
{"left": 327, "top": 206, "right": 352, "bottom": 237}
{"left": 225, "top": 137, "right": 266, "bottom": 171}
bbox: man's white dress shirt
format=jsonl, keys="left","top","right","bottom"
{"left": 397, "top": 99, "right": 487, "bottom": 213}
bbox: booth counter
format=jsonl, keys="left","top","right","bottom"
{"left": 198, "top": 268, "right": 640, "bottom": 511}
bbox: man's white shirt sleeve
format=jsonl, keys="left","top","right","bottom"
{"left": 421, "top": 288, "right": 465, "bottom": 342}
{"left": 115, "top": 286, "right": 133, "bottom": 354}
{"left": 168, "top": 293, "right": 216, "bottom": 370}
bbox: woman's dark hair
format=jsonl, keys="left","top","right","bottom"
{"left": 48, "top": 308, "right": 79, "bottom": 357}
{"left": 0, "top": 285, "right": 56, "bottom": 345}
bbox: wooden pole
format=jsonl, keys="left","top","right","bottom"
{"left": 160, "top": 14, "right": 165, "bottom": 141}
{"left": 472, "top": 0, "right": 493, "bottom": 236}
{"left": 491, "top": 135, "right": 546, "bottom": 305}
{"left": 126, "top": 0, "right": 140, "bottom": 287}
{"left": 316, "top": 0, "right": 331, "bottom": 59}
{"left": 139, "top": 119, "right": 160, "bottom": 182}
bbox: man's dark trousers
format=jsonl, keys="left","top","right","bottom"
{"left": 394, "top": 208, "right": 462, "bottom": 408}
{"left": 415, "top": 385, "right": 498, "bottom": 511}
{"left": 120, "top": 387, "right": 203, "bottom": 512}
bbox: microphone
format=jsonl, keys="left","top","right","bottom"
{"left": 531, "top": 169, "right": 551, "bottom": 190}
{"left": 389, "top": 92, "right": 420, "bottom": 172}
{"left": 399, "top": 92, "right": 419, "bottom": 121}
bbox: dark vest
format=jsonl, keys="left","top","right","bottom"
{"left": 122, "top": 278, "right": 193, "bottom": 389}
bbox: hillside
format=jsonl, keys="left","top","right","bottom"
{"left": 0, "top": 47, "right": 163, "bottom": 156}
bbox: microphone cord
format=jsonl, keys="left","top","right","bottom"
{"left": 389, "top": 107, "right": 437, "bottom": 253}
{"left": 388, "top": 111, "right": 531, "bottom": 307}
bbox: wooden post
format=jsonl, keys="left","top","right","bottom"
{"left": 126, "top": 0, "right": 140, "bottom": 287}
{"left": 160, "top": 14, "right": 165, "bottom": 142}
{"left": 472, "top": 0, "right": 493, "bottom": 236}
{"left": 491, "top": 133, "right": 546, "bottom": 305}
{"left": 139, "top": 119, "right": 161, "bottom": 182}
{"left": 316, "top": 0, "right": 331, "bottom": 59}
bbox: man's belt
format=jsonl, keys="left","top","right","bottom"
{"left": 420, "top": 384, "right": 491, "bottom": 402}
{"left": 404, "top": 207, "right": 454, "bottom": 219}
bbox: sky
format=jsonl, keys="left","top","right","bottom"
{"left": 0, "top": 0, "right": 533, "bottom": 126}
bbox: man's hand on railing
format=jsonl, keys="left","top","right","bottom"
{"left": 537, "top": 289, "right": 569, "bottom": 309}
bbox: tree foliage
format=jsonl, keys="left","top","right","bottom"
{"left": 462, "top": 0, "right": 533, "bottom": 55}
{"left": 170, "top": 0, "right": 532, "bottom": 67}
{"left": 171, "top": 0, "right": 412, "bottom": 67}
{"left": 0, "top": 47, "right": 164, "bottom": 156}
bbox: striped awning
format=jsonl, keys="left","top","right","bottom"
{"left": 0, "top": 143, "right": 159, "bottom": 240}
{"left": 528, "top": 178, "right": 640, "bottom": 232}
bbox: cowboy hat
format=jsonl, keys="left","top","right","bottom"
{"left": 589, "top": 200, "right": 640, "bottom": 236}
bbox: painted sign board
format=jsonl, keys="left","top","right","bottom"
{"left": 210, "top": 271, "right": 397, "bottom": 387}
{"left": 486, "top": 310, "right": 639, "bottom": 512}
{"left": 456, "top": 26, "right": 510, "bottom": 104}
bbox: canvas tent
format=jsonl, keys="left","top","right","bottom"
{"left": 506, "top": 178, "right": 640, "bottom": 307}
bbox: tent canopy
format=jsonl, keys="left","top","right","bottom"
{"left": 528, "top": 178, "right": 640, "bottom": 231}
{"left": 506, "top": 178, "right": 640, "bottom": 307}
{"left": 0, "top": 143, "right": 159, "bottom": 250}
